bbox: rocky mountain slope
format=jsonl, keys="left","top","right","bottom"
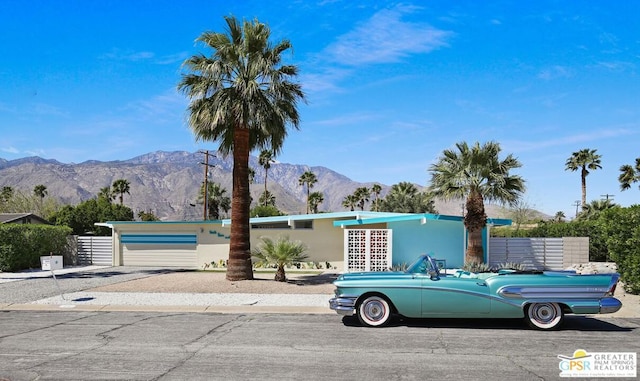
{"left": 0, "top": 150, "right": 509, "bottom": 220}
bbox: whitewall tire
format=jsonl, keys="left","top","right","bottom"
{"left": 358, "top": 295, "right": 391, "bottom": 327}
{"left": 526, "top": 302, "right": 563, "bottom": 330}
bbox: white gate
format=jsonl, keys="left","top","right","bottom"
{"left": 344, "top": 229, "right": 392, "bottom": 272}
{"left": 77, "top": 236, "right": 113, "bottom": 266}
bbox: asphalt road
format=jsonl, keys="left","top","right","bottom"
{"left": 0, "top": 311, "right": 638, "bottom": 381}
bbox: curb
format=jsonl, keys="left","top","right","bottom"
{"left": 0, "top": 303, "right": 334, "bottom": 314}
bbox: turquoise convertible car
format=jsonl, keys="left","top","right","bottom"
{"left": 329, "top": 255, "right": 621, "bottom": 329}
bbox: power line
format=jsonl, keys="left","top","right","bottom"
{"left": 199, "top": 150, "right": 216, "bottom": 220}
{"left": 600, "top": 193, "right": 615, "bottom": 201}
{"left": 572, "top": 200, "right": 581, "bottom": 218}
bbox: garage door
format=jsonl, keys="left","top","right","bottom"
{"left": 121, "top": 234, "right": 198, "bottom": 268}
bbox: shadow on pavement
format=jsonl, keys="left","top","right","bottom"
{"left": 57, "top": 269, "right": 176, "bottom": 279}
{"left": 341, "top": 315, "right": 635, "bottom": 332}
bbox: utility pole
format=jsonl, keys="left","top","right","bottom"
{"left": 600, "top": 194, "right": 615, "bottom": 201}
{"left": 199, "top": 150, "right": 217, "bottom": 220}
{"left": 572, "top": 200, "right": 581, "bottom": 218}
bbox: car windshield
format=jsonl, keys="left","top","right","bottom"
{"left": 405, "top": 255, "right": 437, "bottom": 275}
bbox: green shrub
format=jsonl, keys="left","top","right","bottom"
{"left": 0, "top": 224, "right": 73, "bottom": 271}
{"left": 599, "top": 206, "right": 640, "bottom": 294}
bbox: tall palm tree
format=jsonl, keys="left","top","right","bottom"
{"left": 298, "top": 170, "right": 317, "bottom": 214}
{"left": 619, "top": 157, "right": 640, "bottom": 191}
{"left": 178, "top": 16, "right": 305, "bottom": 281}
{"left": 553, "top": 211, "right": 566, "bottom": 223}
{"left": 565, "top": 148, "right": 602, "bottom": 208}
{"left": 258, "top": 150, "right": 275, "bottom": 206}
{"left": 1, "top": 186, "right": 14, "bottom": 203}
{"left": 378, "top": 182, "right": 435, "bottom": 213}
{"left": 200, "top": 181, "right": 231, "bottom": 220}
{"left": 308, "top": 191, "right": 324, "bottom": 213}
{"left": 33, "top": 184, "right": 48, "bottom": 213}
{"left": 354, "top": 187, "right": 370, "bottom": 211}
{"left": 33, "top": 184, "right": 47, "bottom": 199}
{"left": 429, "top": 141, "right": 525, "bottom": 264}
{"left": 371, "top": 183, "right": 382, "bottom": 211}
{"left": 342, "top": 194, "right": 358, "bottom": 211}
{"left": 258, "top": 190, "right": 276, "bottom": 207}
{"left": 576, "top": 199, "right": 618, "bottom": 221}
{"left": 111, "top": 179, "right": 130, "bottom": 205}
{"left": 98, "top": 186, "right": 113, "bottom": 202}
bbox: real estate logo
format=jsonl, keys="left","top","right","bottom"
{"left": 558, "top": 349, "right": 637, "bottom": 378}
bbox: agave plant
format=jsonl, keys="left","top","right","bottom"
{"left": 251, "top": 236, "right": 308, "bottom": 282}
{"left": 495, "top": 262, "right": 527, "bottom": 271}
{"left": 462, "top": 261, "right": 492, "bottom": 273}
{"left": 390, "top": 262, "right": 409, "bottom": 272}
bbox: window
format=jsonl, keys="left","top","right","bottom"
{"left": 251, "top": 222, "right": 291, "bottom": 229}
{"left": 293, "top": 220, "right": 313, "bottom": 229}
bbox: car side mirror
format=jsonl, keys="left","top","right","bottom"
{"left": 429, "top": 269, "right": 439, "bottom": 280}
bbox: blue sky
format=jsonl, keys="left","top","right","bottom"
{"left": 1, "top": 0, "right": 638, "bottom": 217}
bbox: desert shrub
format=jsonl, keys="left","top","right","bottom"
{"left": 494, "top": 262, "right": 526, "bottom": 271}
{"left": 390, "top": 262, "right": 409, "bottom": 272}
{"left": 462, "top": 261, "right": 491, "bottom": 273}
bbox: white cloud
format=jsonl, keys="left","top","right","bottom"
{"left": 595, "top": 61, "right": 635, "bottom": 72}
{"left": 506, "top": 127, "right": 637, "bottom": 152}
{"left": 311, "top": 112, "right": 379, "bottom": 127}
{"left": 100, "top": 49, "right": 155, "bottom": 62}
{"left": 537, "top": 65, "right": 572, "bottom": 80}
{"left": 325, "top": 6, "right": 453, "bottom": 66}
{"left": 123, "top": 90, "right": 186, "bottom": 122}
{"left": 1, "top": 146, "right": 19, "bottom": 154}
{"left": 33, "top": 103, "right": 69, "bottom": 117}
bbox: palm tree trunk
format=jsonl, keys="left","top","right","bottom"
{"left": 264, "top": 168, "right": 268, "bottom": 206}
{"left": 581, "top": 167, "right": 587, "bottom": 207}
{"left": 275, "top": 264, "right": 286, "bottom": 282}
{"left": 226, "top": 127, "right": 254, "bottom": 281}
{"left": 464, "top": 189, "right": 487, "bottom": 263}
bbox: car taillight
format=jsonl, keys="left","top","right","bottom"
{"left": 607, "top": 282, "right": 617, "bottom": 296}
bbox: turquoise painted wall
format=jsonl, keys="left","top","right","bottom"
{"left": 389, "top": 219, "right": 466, "bottom": 268}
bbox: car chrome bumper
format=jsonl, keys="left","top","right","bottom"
{"left": 329, "top": 297, "right": 357, "bottom": 316}
{"left": 600, "top": 297, "right": 622, "bottom": 314}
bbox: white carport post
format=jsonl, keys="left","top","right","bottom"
{"left": 94, "top": 222, "right": 116, "bottom": 265}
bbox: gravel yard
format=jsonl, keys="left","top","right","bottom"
{"left": 88, "top": 271, "right": 338, "bottom": 294}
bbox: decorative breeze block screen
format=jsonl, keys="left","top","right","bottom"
{"left": 345, "top": 229, "right": 392, "bottom": 272}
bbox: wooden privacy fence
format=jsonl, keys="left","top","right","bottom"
{"left": 488, "top": 237, "right": 589, "bottom": 271}
{"left": 76, "top": 236, "right": 113, "bottom": 266}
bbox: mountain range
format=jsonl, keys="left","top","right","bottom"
{"left": 0, "top": 151, "right": 509, "bottom": 221}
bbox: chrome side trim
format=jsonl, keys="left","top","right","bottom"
{"left": 600, "top": 297, "right": 622, "bottom": 314}
{"left": 498, "top": 286, "right": 610, "bottom": 299}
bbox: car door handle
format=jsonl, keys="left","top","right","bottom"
{"left": 476, "top": 282, "right": 487, "bottom": 286}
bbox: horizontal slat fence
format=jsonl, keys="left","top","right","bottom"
{"left": 489, "top": 237, "right": 576, "bottom": 270}
{"left": 77, "top": 236, "right": 113, "bottom": 266}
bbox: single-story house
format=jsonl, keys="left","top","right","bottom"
{"left": 0, "top": 213, "right": 51, "bottom": 225}
{"left": 100, "top": 212, "right": 511, "bottom": 271}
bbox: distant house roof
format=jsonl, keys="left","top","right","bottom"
{"left": 0, "top": 213, "right": 51, "bottom": 225}
{"left": 221, "top": 211, "right": 407, "bottom": 226}
{"left": 333, "top": 213, "right": 512, "bottom": 228}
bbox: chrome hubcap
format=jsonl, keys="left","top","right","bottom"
{"left": 532, "top": 304, "right": 556, "bottom": 323}
{"left": 364, "top": 300, "right": 385, "bottom": 321}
